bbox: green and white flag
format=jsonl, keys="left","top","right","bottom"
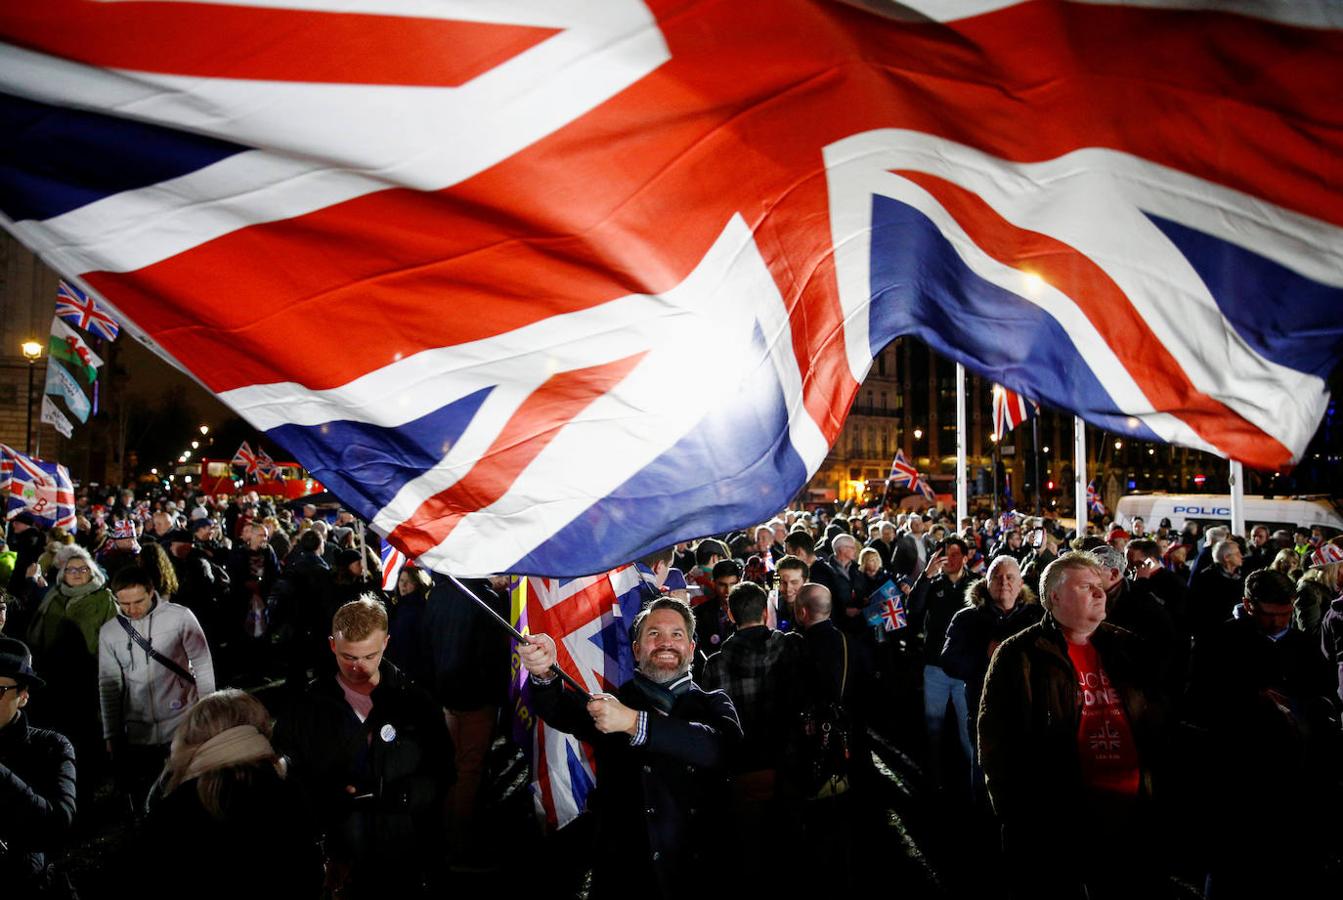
{"left": 49, "top": 316, "right": 103, "bottom": 382}
{"left": 44, "top": 358, "right": 90, "bottom": 423}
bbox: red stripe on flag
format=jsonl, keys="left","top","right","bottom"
{"left": 533, "top": 724, "right": 557, "bottom": 828}
{"left": 895, "top": 169, "right": 1291, "bottom": 467}
{"left": 392, "top": 354, "right": 646, "bottom": 557}
{"left": 0, "top": 0, "right": 558, "bottom": 87}
{"left": 70, "top": 0, "right": 1343, "bottom": 457}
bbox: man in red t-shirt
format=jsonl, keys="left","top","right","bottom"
{"left": 979, "top": 551, "right": 1165, "bottom": 899}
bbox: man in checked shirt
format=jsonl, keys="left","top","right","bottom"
{"left": 520, "top": 593, "right": 741, "bottom": 900}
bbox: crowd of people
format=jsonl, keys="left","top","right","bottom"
{"left": 1, "top": 486, "right": 1341, "bottom": 898}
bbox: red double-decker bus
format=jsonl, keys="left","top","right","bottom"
{"left": 172, "top": 458, "right": 324, "bottom": 500}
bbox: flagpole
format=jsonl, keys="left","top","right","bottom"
{"left": 1229, "top": 459, "right": 1245, "bottom": 537}
{"left": 1032, "top": 415, "right": 1043, "bottom": 519}
{"left": 991, "top": 435, "right": 999, "bottom": 524}
{"left": 1073, "top": 416, "right": 1087, "bottom": 536}
{"left": 444, "top": 573, "right": 592, "bottom": 700}
{"left": 357, "top": 518, "right": 368, "bottom": 580}
{"left": 956, "top": 363, "right": 968, "bottom": 530}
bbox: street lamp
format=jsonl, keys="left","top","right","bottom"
{"left": 199, "top": 425, "right": 209, "bottom": 436}
{"left": 21, "top": 340, "right": 42, "bottom": 454}
{"left": 913, "top": 428, "right": 923, "bottom": 440}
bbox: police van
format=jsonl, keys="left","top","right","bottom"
{"left": 1113, "top": 494, "right": 1343, "bottom": 536}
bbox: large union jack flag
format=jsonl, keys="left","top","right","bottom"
{"left": 509, "top": 565, "right": 648, "bottom": 829}
{"left": 2, "top": 1, "right": 1340, "bottom": 577}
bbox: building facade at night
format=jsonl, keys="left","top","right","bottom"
{"left": 0, "top": 232, "right": 129, "bottom": 487}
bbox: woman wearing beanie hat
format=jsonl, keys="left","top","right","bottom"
{"left": 0, "top": 636, "right": 77, "bottom": 896}
{"left": 26, "top": 548, "right": 118, "bottom": 785}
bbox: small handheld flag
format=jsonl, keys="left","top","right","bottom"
{"left": 380, "top": 542, "right": 408, "bottom": 592}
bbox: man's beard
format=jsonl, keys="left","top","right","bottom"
{"left": 638, "top": 650, "right": 690, "bottom": 684}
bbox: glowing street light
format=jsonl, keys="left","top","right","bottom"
{"left": 913, "top": 428, "right": 924, "bottom": 440}
{"left": 199, "top": 425, "right": 210, "bottom": 436}
{"left": 21, "top": 340, "right": 42, "bottom": 454}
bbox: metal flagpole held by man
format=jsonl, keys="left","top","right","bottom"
{"left": 445, "top": 573, "right": 592, "bottom": 699}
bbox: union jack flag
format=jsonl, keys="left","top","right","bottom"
{"left": 1, "top": 445, "right": 76, "bottom": 531}
{"left": 509, "top": 565, "right": 648, "bottom": 829}
{"left": 54, "top": 280, "right": 120, "bottom": 341}
{"left": 863, "top": 582, "right": 908, "bottom": 632}
{"left": 3, "top": 2, "right": 1341, "bottom": 578}
{"left": 889, "top": 449, "right": 927, "bottom": 496}
{"left": 380, "top": 541, "right": 408, "bottom": 592}
{"left": 917, "top": 478, "right": 938, "bottom": 504}
{"left": 254, "top": 445, "right": 279, "bottom": 478}
{"left": 231, "top": 441, "right": 260, "bottom": 477}
{"left": 993, "top": 384, "right": 1039, "bottom": 439}
{"left": 1087, "top": 481, "right": 1106, "bottom": 517}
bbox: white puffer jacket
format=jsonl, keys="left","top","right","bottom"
{"left": 98, "top": 599, "right": 216, "bottom": 746}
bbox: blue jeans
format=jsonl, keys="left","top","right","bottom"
{"left": 922, "top": 664, "right": 971, "bottom": 789}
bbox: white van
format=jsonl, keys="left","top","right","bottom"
{"left": 1113, "top": 494, "right": 1343, "bottom": 536}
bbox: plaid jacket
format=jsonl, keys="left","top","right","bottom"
{"left": 702, "top": 625, "right": 805, "bottom": 771}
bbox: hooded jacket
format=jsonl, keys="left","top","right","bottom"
{"left": 940, "top": 577, "right": 1042, "bottom": 714}
{"left": 97, "top": 599, "right": 216, "bottom": 745}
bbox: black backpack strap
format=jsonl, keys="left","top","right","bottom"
{"left": 116, "top": 615, "right": 196, "bottom": 685}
